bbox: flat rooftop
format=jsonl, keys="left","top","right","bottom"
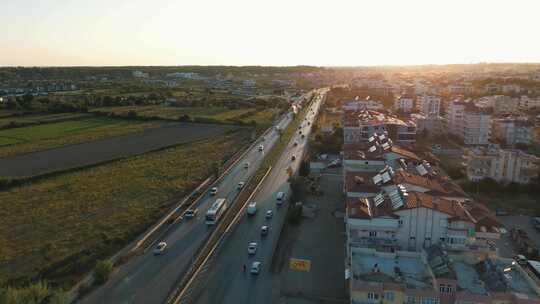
{"left": 351, "top": 249, "right": 433, "bottom": 290}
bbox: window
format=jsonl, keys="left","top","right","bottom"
{"left": 385, "top": 292, "right": 395, "bottom": 301}
{"left": 410, "top": 236, "right": 416, "bottom": 240}
{"left": 440, "top": 237, "right": 446, "bottom": 243}
{"left": 369, "top": 231, "right": 377, "bottom": 237}
{"left": 398, "top": 219, "right": 404, "bottom": 226}
{"left": 367, "top": 292, "right": 379, "bottom": 300}
{"left": 439, "top": 284, "right": 453, "bottom": 293}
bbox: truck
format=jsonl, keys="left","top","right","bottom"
{"left": 247, "top": 202, "right": 257, "bottom": 216}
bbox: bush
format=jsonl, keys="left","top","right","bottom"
{"left": 94, "top": 259, "right": 114, "bottom": 285}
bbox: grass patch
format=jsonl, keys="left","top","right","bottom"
{"left": 0, "top": 117, "right": 162, "bottom": 157}
{"left": 0, "top": 113, "right": 90, "bottom": 129}
{"left": 0, "top": 129, "right": 250, "bottom": 287}
{"left": 90, "top": 105, "right": 277, "bottom": 126}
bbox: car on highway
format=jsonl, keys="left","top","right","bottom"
{"left": 291, "top": 154, "right": 296, "bottom": 161}
{"left": 298, "top": 130, "right": 302, "bottom": 135}
{"left": 261, "top": 225, "right": 268, "bottom": 236}
{"left": 237, "top": 182, "right": 245, "bottom": 189}
{"left": 265, "top": 210, "right": 273, "bottom": 219}
{"left": 247, "top": 202, "right": 257, "bottom": 216}
{"left": 247, "top": 242, "right": 258, "bottom": 255}
{"left": 301, "top": 134, "right": 305, "bottom": 139}
{"left": 293, "top": 141, "right": 298, "bottom": 146}
{"left": 185, "top": 208, "right": 198, "bottom": 219}
{"left": 276, "top": 191, "right": 285, "bottom": 204}
{"left": 258, "top": 144, "right": 264, "bottom": 151}
{"left": 250, "top": 261, "right": 261, "bottom": 275}
{"left": 154, "top": 242, "right": 167, "bottom": 255}
{"left": 244, "top": 162, "right": 250, "bottom": 169}
{"left": 210, "top": 187, "right": 218, "bottom": 196}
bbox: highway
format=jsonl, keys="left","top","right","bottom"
{"left": 193, "top": 90, "right": 325, "bottom": 304}
{"left": 80, "top": 105, "right": 296, "bottom": 304}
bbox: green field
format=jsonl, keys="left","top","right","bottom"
{"left": 91, "top": 105, "right": 277, "bottom": 125}
{"left": 0, "top": 112, "right": 90, "bottom": 129}
{"left": 0, "top": 130, "right": 250, "bottom": 286}
{"left": 0, "top": 117, "right": 162, "bottom": 157}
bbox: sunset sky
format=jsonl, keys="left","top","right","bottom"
{"left": 2, "top": 0, "right": 539, "bottom": 66}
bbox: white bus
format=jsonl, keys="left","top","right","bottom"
{"left": 205, "top": 198, "right": 228, "bottom": 225}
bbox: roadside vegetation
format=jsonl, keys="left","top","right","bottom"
{"left": 0, "top": 117, "right": 163, "bottom": 157}
{"left": 0, "top": 129, "right": 250, "bottom": 288}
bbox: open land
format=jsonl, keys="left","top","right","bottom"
{"left": 0, "top": 117, "right": 164, "bottom": 158}
{"left": 0, "top": 122, "right": 239, "bottom": 177}
{"left": 0, "top": 129, "right": 251, "bottom": 287}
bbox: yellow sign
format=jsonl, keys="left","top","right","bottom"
{"left": 289, "top": 258, "right": 311, "bottom": 271}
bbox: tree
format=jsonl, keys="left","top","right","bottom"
{"left": 94, "top": 259, "right": 114, "bottom": 285}
{"left": 299, "top": 159, "right": 310, "bottom": 177}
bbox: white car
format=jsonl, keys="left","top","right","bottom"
{"left": 237, "top": 182, "right": 245, "bottom": 189}
{"left": 210, "top": 187, "right": 218, "bottom": 196}
{"left": 265, "top": 210, "right": 273, "bottom": 219}
{"left": 247, "top": 242, "right": 258, "bottom": 255}
{"left": 244, "top": 162, "right": 250, "bottom": 169}
{"left": 154, "top": 242, "right": 167, "bottom": 255}
{"left": 258, "top": 145, "right": 264, "bottom": 151}
{"left": 261, "top": 225, "right": 269, "bottom": 236}
{"left": 251, "top": 261, "right": 262, "bottom": 274}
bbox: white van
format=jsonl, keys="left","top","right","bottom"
{"left": 276, "top": 192, "right": 285, "bottom": 205}
{"left": 247, "top": 202, "right": 257, "bottom": 216}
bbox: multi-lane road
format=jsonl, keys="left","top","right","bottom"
{"left": 81, "top": 89, "right": 325, "bottom": 304}
{"left": 193, "top": 91, "right": 325, "bottom": 304}
{"left": 81, "top": 107, "right": 296, "bottom": 304}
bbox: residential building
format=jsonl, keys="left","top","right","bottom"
{"left": 344, "top": 109, "right": 417, "bottom": 145}
{"left": 394, "top": 94, "right": 415, "bottom": 113}
{"left": 477, "top": 95, "right": 520, "bottom": 114}
{"left": 446, "top": 100, "right": 491, "bottom": 145}
{"left": 419, "top": 95, "right": 441, "bottom": 117}
{"left": 411, "top": 114, "right": 444, "bottom": 136}
{"left": 520, "top": 95, "right": 540, "bottom": 110}
{"left": 492, "top": 116, "right": 534, "bottom": 145}
{"left": 343, "top": 96, "right": 384, "bottom": 111}
{"left": 463, "top": 144, "right": 540, "bottom": 184}
{"left": 348, "top": 246, "right": 540, "bottom": 304}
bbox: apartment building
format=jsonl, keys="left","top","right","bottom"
{"left": 343, "top": 96, "right": 384, "bottom": 111}
{"left": 349, "top": 247, "right": 540, "bottom": 304}
{"left": 344, "top": 109, "right": 417, "bottom": 145}
{"left": 492, "top": 116, "right": 534, "bottom": 145}
{"left": 419, "top": 95, "right": 441, "bottom": 117}
{"left": 463, "top": 144, "right": 540, "bottom": 184}
{"left": 446, "top": 100, "right": 491, "bottom": 145}
{"left": 411, "top": 114, "right": 444, "bottom": 136}
{"left": 477, "top": 95, "right": 520, "bottom": 114}
{"left": 394, "top": 94, "right": 415, "bottom": 113}
{"left": 520, "top": 95, "right": 540, "bottom": 110}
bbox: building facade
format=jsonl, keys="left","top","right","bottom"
{"left": 463, "top": 144, "right": 540, "bottom": 184}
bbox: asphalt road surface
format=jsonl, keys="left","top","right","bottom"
{"left": 194, "top": 91, "right": 324, "bottom": 304}
{"left": 80, "top": 113, "right": 293, "bottom": 304}
{"left": 0, "top": 122, "right": 237, "bottom": 178}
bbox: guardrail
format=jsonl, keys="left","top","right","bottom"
{"left": 165, "top": 91, "right": 322, "bottom": 304}
{"left": 165, "top": 166, "right": 273, "bottom": 304}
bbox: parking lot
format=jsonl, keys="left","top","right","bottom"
{"left": 272, "top": 172, "right": 347, "bottom": 303}
{"left": 495, "top": 215, "right": 540, "bottom": 258}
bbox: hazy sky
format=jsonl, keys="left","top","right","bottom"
{"left": 1, "top": 0, "right": 539, "bottom": 66}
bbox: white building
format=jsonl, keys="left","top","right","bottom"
{"left": 342, "top": 96, "right": 383, "bottom": 111}
{"left": 492, "top": 117, "right": 534, "bottom": 145}
{"left": 446, "top": 100, "right": 491, "bottom": 145}
{"left": 394, "top": 94, "right": 414, "bottom": 113}
{"left": 346, "top": 189, "right": 501, "bottom": 253}
{"left": 343, "top": 110, "right": 417, "bottom": 145}
{"left": 520, "top": 95, "right": 540, "bottom": 110}
{"left": 463, "top": 144, "right": 540, "bottom": 184}
{"left": 419, "top": 95, "right": 441, "bottom": 117}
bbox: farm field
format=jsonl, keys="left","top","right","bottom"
{"left": 0, "top": 117, "right": 163, "bottom": 158}
{"left": 0, "top": 112, "right": 90, "bottom": 129}
{"left": 0, "top": 130, "right": 251, "bottom": 287}
{"left": 91, "top": 105, "right": 277, "bottom": 125}
{"left": 0, "top": 122, "right": 238, "bottom": 177}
